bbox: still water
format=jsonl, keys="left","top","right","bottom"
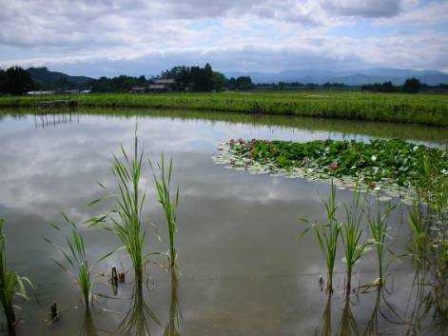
{"left": 0, "top": 110, "right": 447, "bottom": 335}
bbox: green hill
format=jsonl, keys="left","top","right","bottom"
{"left": 27, "top": 67, "right": 94, "bottom": 90}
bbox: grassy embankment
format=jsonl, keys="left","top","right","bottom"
{"left": 0, "top": 91, "right": 447, "bottom": 126}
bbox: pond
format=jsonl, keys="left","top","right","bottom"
{"left": 0, "top": 109, "right": 447, "bottom": 335}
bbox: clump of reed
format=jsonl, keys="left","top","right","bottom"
{"left": 302, "top": 181, "right": 341, "bottom": 295}
{"left": 150, "top": 156, "right": 180, "bottom": 270}
{"left": 0, "top": 218, "right": 33, "bottom": 333}
{"left": 46, "top": 213, "right": 94, "bottom": 309}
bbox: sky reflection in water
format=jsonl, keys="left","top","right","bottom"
{"left": 0, "top": 111, "right": 445, "bottom": 335}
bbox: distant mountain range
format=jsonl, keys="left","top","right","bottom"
{"left": 225, "top": 68, "right": 448, "bottom": 86}
{"left": 27, "top": 67, "right": 93, "bottom": 89}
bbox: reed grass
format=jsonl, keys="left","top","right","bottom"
{"left": 46, "top": 213, "right": 93, "bottom": 309}
{"left": 341, "top": 186, "right": 370, "bottom": 296}
{"left": 150, "top": 156, "right": 180, "bottom": 270}
{"left": 0, "top": 219, "right": 33, "bottom": 333}
{"left": 302, "top": 181, "right": 340, "bottom": 295}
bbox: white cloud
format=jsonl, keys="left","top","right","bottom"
{"left": 0, "top": 0, "right": 446, "bottom": 74}
{"left": 376, "top": 0, "right": 448, "bottom": 25}
{"left": 324, "top": 0, "right": 401, "bottom": 18}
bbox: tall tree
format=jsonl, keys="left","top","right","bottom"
{"left": 403, "top": 77, "right": 421, "bottom": 94}
{"left": 4, "top": 67, "right": 36, "bottom": 95}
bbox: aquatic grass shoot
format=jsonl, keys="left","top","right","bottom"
{"left": 88, "top": 132, "right": 154, "bottom": 286}
{"left": 150, "top": 156, "right": 180, "bottom": 270}
{"left": 117, "top": 281, "right": 161, "bottom": 335}
{"left": 302, "top": 181, "right": 340, "bottom": 295}
{"left": 0, "top": 218, "right": 33, "bottom": 333}
{"left": 46, "top": 213, "right": 94, "bottom": 309}
{"left": 367, "top": 200, "right": 395, "bottom": 285}
{"left": 108, "top": 133, "right": 148, "bottom": 285}
{"left": 164, "top": 269, "right": 181, "bottom": 336}
{"left": 341, "top": 185, "right": 370, "bottom": 296}
{"left": 408, "top": 201, "right": 429, "bottom": 269}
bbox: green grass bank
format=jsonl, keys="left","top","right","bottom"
{"left": 1, "top": 91, "right": 447, "bottom": 126}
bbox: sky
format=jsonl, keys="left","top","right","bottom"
{"left": 0, "top": 0, "right": 447, "bottom": 77}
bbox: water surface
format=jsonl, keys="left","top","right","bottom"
{"left": 0, "top": 109, "right": 446, "bottom": 335}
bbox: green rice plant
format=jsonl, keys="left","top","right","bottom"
{"left": 338, "top": 298, "right": 358, "bottom": 335}
{"left": 0, "top": 219, "right": 33, "bottom": 333}
{"left": 302, "top": 181, "right": 341, "bottom": 295}
{"left": 407, "top": 201, "right": 430, "bottom": 269}
{"left": 341, "top": 186, "right": 370, "bottom": 296}
{"left": 367, "top": 200, "right": 395, "bottom": 285}
{"left": 80, "top": 310, "right": 97, "bottom": 336}
{"left": 46, "top": 214, "right": 93, "bottom": 309}
{"left": 164, "top": 270, "right": 181, "bottom": 336}
{"left": 89, "top": 132, "right": 151, "bottom": 285}
{"left": 315, "top": 296, "right": 332, "bottom": 336}
{"left": 150, "top": 156, "right": 180, "bottom": 270}
{"left": 109, "top": 134, "right": 147, "bottom": 284}
{"left": 117, "top": 281, "right": 161, "bottom": 335}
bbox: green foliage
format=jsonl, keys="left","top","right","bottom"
{"left": 91, "top": 75, "right": 148, "bottom": 93}
{"left": 226, "top": 76, "right": 255, "bottom": 91}
{"left": 150, "top": 156, "right": 180, "bottom": 270}
{"left": 0, "top": 219, "right": 33, "bottom": 331}
{"left": 160, "top": 63, "right": 226, "bottom": 92}
{"left": 46, "top": 214, "right": 93, "bottom": 309}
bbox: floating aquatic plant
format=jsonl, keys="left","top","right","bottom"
{"left": 217, "top": 138, "right": 448, "bottom": 201}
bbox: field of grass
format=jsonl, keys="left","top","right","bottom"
{"left": 0, "top": 91, "right": 447, "bottom": 126}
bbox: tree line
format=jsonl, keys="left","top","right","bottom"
{"left": 1, "top": 65, "right": 447, "bottom": 95}
{"left": 0, "top": 64, "right": 256, "bottom": 95}
{"left": 91, "top": 64, "right": 255, "bottom": 93}
{"left": 361, "top": 78, "right": 423, "bottom": 93}
{"left": 0, "top": 67, "right": 36, "bottom": 95}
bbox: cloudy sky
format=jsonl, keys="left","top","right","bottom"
{"left": 0, "top": 0, "right": 447, "bottom": 77}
